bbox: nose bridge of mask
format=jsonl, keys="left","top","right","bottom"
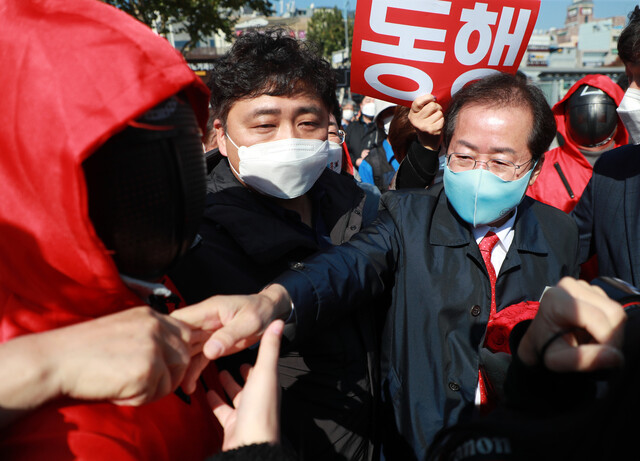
{"left": 231, "top": 135, "right": 327, "bottom": 161}
{"left": 473, "top": 168, "right": 485, "bottom": 227}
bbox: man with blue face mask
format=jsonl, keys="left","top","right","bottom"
{"left": 167, "top": 28, "right": 380, "bottom": 461}
{"left": 572, "top": 5, "right": 640, "bottom": 288}
{"left": 183, "top": 72, "right": 580, "bottom": 460}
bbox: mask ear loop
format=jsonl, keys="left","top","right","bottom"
{"left": 221, "top": 131, "right": 245, "bottom": 179}
{"left": 225, "top": 132, "right": 241, "bottom": 150}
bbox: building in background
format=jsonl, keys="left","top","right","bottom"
{"left": 157, "top": 0, "right": 630, "bottom": 107}
{"left": 521, "top": 0, "right": 628, "bottom": 106}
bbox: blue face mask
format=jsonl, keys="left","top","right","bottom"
{"left": 443, "top": 164, "right": 535, "bottom": 227}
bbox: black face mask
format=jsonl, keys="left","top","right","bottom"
{"left": 83, "top": 94, "right": 206, "bottom": 281}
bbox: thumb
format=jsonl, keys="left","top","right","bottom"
{"left": 202, "top": 308, "right": 267, "bottom": 360}
{"left": 170, "top": 296, "right": 227, "bottom": 331}
{"left": 253, "top": 320, "right": 284, "bottom": 375}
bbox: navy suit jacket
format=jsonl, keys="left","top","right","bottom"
{"left": 572, "top": 144, "right": 640, "bottom": 286}
{"left": 276, "top": 184, "right": 579, "bottom": 460}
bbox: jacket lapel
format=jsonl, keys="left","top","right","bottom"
{"left": 500, "top": 198, "right": 549, "bottom": 275}
{"left": 429, "top": 187, "right": 483, "bottom": 268}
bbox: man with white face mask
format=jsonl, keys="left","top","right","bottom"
{"left": 168, "top": 28, "right": 380, "bottom": 461}
{"left": 572, "top": 5, "right": 640, "bottom": 287}
{"left": 345, "top": 95, "right": 379, "bottom": 167}
{"left": 341, "top": 99, "right": 356, "bottom": 128}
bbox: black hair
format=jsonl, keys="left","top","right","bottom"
{"left": 618, "top": 6, "right": 640, "bottom": 64}
{"left": 443, "top": 72, "right": 555, "bottom": 162}
{"left": 208, "top": 28, "right": 336, "bottom": 125}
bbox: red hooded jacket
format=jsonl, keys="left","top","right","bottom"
{"left": 0, "top": 0, "right": 221, "bottom": 458}
{"left": 527, "top": 74, "right": 628, "bottom": 213}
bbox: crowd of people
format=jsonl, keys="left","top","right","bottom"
{"left": 3, "top": 0, "right": 640, "bottom": 460}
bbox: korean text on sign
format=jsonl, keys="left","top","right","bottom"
{"left": 350, "top": 0, "right": 541, "bottom": 108}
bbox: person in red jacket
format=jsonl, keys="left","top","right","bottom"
{"left": 527, "top": 75, "right": 627, "bottom": 281}
{"left": 0, "top": 0, "right": 227, "bottom": 459}
{"left": 527, "top": 74, "right": 628, "bottom": 213}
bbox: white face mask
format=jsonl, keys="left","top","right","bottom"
{"left": 617, "top": 87, "right": 640, "bottom": 144}
{"left": 327, "top": 141, "right": 343, "bottom": 173}
{"left": 382, "top": 115, "right": 393, "bottom": 136}
{"left": 226, "top": 135, "right": 329, "bottom": 199}
{"left": 361, "top": 102, "right": 376, "bottom": 118}
{"left": 342, "top": 109, "right": 354, "bottom": 122}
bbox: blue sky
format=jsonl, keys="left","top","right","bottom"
{"left": 283, "top": 0, "right": 639, "bottom": 30}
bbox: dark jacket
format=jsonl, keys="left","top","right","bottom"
{"left": 572, "top": 144, "right": 640, "bottom": 286}
{"left": 272, "top": 184, "right": 580, "bottom": 460}
{"left": 170, "top": 159, "right": 380, "bottom": 461}
{"left": 428, "top": 298, "right": 640, "bottom": 461}
{"left": 345, "top": 117, "right": 379, "bottom": 165}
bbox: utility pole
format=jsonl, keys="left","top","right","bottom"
{"left": 344, "top": 0, "right": 351, "bottom": 98}
{"left": 343, "top": 0, "right": 349, "bottom": 61}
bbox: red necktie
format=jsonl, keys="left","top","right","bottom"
{"left": 479, "top": 231, "right": 500, "bottom": 318}
{"left": 478, "top": 231, "right": 500, "bottom": 411}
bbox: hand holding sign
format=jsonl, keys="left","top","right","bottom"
{"left": 351, "top": 0, "right": 540, "bottom": 109}
{"left": 409, "top": 94, "right": 444, "bottom": 151}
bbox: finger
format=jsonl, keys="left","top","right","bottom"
{"left": 239, "top": 363, "right": 253, "bottom": 382}
{"left": 182, "top": 328, "right": 211, "bottom": 359}
{"left": 560, "top": 278, "right": 625, "bottom": 330}
{"left": 159, "top": 314, "right": 195, "bottom": 348}
{"left": 552, "top": 284, "right": 625, "bottom": 346}
{"left": 180, "top": 352, "right": 210, "bottom": 395}
{"left": 202, "top": 312, "right": 265, "bottom": 360}
{"left": 112, "top": 360, "right": 173, "bottom": 406}
{"left": 254, "top": 320, "right": 284, "bottom": 374}
{"left": 171, "top": 296, "right": 231, "bottom": 331}
{"left": 158, "top": 327, "right": 192, "bottom": 391}
{"left": 207, "top": 389, "right": 234, "bottom": 425}
{"left": 545, "top": 343, "right": 625, "bottom": 372}
{"left": 219, "top": 369, "right": 243, "bottom": 402}
{"left": 411, "top": 94, "right": 436, "bottom": 112}
{"left": 246, "top": 321, "right": 283, "bottom": 406}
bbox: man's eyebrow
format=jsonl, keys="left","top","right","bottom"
{"left": 246, "top": 105, "right": 324, "bottom": 118}
{"left": 294, "top": 105, "right": 324, "bottom": 117}
{"left": 249, "top": 107, "right": 281, "bottom": 117}
{"left": 454, "top": 140, "right": 517, "bottom": 155}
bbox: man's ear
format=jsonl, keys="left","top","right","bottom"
{"left": 528, "top": 153, "right": 544, "bottom": 187}
{"left": 214, "top": 119, "right": 228, "bottom": 157}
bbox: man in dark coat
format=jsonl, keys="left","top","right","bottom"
{"left": 168, "top": 29, "right": 380, "bottom": 461}
{"left": 189, "top": 73, "right": 580, "bottom": 460}
{"left": 346, "top": 95, "right": 378, "bottom": 168}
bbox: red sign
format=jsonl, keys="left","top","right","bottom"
{"left": 351, "top": 0, "right": 541, "bottom": 108}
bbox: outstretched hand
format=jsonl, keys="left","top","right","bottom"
{"left": 518, "top": 277, "right": 626, "bottom": 372}
{"left": 208, "top": 319, "right": 284, "bottom": 451}
{"left": 171, "top": 284, "right": 292, "bottom": 363}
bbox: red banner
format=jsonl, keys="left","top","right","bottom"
{"left": 350, "top": 0, "right": 541, "bottom": 108}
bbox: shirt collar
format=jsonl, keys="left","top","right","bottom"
{"left": 472, "top": 209, "right": 517, "bottom": 250}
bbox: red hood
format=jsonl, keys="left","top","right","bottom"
{"left": 0, "top": 0, "right": 209, "bottom": 340}
{"left": 552, "top": 73, "right": 628, "bottom": 160}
